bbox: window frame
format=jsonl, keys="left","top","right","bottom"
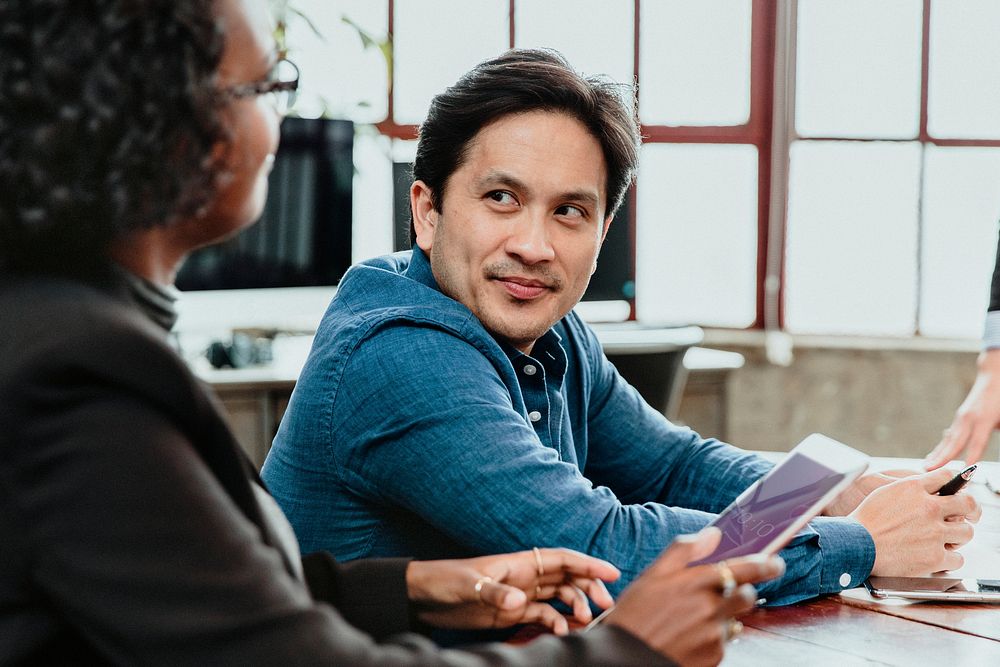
{"left": 369, "top": 0, "right": 998, "bottom": 335}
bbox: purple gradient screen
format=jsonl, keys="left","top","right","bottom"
{"left": 693, "top": 453, "right": 844, "bottom": 565}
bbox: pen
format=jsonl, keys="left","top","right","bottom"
{"left": 935, "top": 464, "right": 977, "bottom": 496}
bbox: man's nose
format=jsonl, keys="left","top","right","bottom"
{"left": 504, "top": 211, "right": 555, "bottom": 265}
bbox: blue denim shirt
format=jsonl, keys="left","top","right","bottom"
{"left": 262, "top": 248, "right": 875, "bottom": 604}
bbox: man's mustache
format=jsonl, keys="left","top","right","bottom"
{"left": 483, "top": 261, "right": 563, "bottom": 291}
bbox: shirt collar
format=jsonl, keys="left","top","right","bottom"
{"left": 402, "top": 246, "right": 441, "bottom": 293}
{"left": 404, "top": 246, "right": 567, "bottom": 363}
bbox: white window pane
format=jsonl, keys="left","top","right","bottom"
{"left": 928, "top": 1, "right": 1000, "bottom": 139}
{"left": 636, "top": 144, "right": 757, "bottom": 327}
{"left": 394, "top": 0, "right": 508, "bottom": 125}
{"left": 920, "top": 146, "right": 1000, "bottom": 337}
{"left": 640, "top": 1, "right": 751, "bottom": 126}
{"left": 796, "top": 0, "right": 922, "bottom": 139}
{"left": 289, "top": 1, "right": 389, "bottom": 123}
{"left": 352, "top": 130, "right": 394, "bottom": 262}
{"left": 785, "top": 141, "right": 922, "bottom": 335}
{"left": 516, "top": 0, "right": 633, "bottom": 85}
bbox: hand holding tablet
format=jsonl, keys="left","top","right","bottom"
{"left": 692, "top": 433, "right": 869, "bottom": 566}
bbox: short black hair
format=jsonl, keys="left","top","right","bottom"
{"left": 410, "top": 48, "right": 640, "bottom": 244}
{"left": 0, "top": 0, "right": 227, "bottom": 272}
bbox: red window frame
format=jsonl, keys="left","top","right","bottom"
{"left": 374, "top": 0, "right": 777, "bottom": 325}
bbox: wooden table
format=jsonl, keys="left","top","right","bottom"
{"left": 722, "top": 459, "right": 1000, "bottom": 666}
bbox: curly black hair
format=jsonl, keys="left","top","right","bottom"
{"left": 0, "top": 0, "right": 227, "bottom": 272}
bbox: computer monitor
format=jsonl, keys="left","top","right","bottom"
{"left": 176, "top": 117, "right": 353, "bottom": 291}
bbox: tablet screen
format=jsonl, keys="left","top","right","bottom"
{"left": 694, "top": 452, "right": 847, "bottom": 564}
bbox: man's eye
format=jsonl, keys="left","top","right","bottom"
{"left": 555, "top": 204, "right": 585, "bottom": 219}
{"left": 487, "top": 191, "right": 517, "bottom": 205}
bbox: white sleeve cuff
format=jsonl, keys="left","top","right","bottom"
{"left": 984, "top": 311, "right": 1000, "bottom": 349}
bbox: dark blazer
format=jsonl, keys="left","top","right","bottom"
{"left": 0, "top": 268, "right": 668, "bottom": 666}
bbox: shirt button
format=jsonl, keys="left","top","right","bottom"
{"left": 523, "top": 364, "right": 537, "bottom": 376}
{"left": 838, "top": 572, "right": 852, "bottom": 588}
{"left": 528, "top": 410, "right": 542, "bottom": 423}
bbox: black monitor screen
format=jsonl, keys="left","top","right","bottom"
{"left": 176, "top": 117, "right": 353, "bottom": 291}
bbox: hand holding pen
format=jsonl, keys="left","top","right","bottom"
{"left": 936, "top": 464, "right": 978, "bottom": 496}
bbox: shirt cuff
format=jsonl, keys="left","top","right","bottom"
{"left": 810, "top": 516, "right": 876, "bottom": 594}
{"left": 758, "top": 516, "right": 874, "bottom": 606}
{"left": 984, "top": 311, "right": 1000, "bottom": 349}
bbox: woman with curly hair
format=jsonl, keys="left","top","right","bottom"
{"left": 0, "top": 0, "right": 781, "bottom": 664}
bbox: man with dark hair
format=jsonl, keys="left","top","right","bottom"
{"left": 408, "top": 49, "right": 638, "bottom": 244}
{"left": 263, "top": 48, "right": 979, "bottom": 608}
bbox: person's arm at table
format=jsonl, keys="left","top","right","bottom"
{"left": 302, "top": 547, "right": 620, "bottom": 638}
{"left": 607, "top": 528, "right": 784, "bottom": 667}
{"left": 571, "top": 320, "right": 875, "bottom": 604}
{"left": 574, "top": 319, "right": 978, "bottom": 597}
{"left": 849, "top": 469, "right": 980, "bottom": 575}
{"left": 926, "top": 229, "right": 1000, "bottom": 470}
{"left": 926, "top": 349, "right": 1000, "bottom": 470}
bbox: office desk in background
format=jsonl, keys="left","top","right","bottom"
{"left": 722, "top": 458, "right": 1000, "bottom": 666}
{"left": 193, "top": 326, "right": 745, "bottom": 467}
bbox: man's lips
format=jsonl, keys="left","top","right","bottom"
{"left": 494, "top": 276, "right": 552, "bottom": 300}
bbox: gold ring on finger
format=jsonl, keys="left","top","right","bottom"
{"left": 716, "top": 562, "right": 737, "bottom": 598}
{"left": 532, "top": 546, "right": 545, "bottom": 577}
{"left": 722, "top": 618, "right": 743, "bottom": 642}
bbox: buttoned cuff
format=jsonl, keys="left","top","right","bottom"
{"left": 984, "top": 311, "right": 1000, "bottom": 349}
{"left": 810, "top": 516, "right": 876, "bottom": 594}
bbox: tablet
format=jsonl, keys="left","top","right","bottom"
{"left": 865, "top": 576, "right": 1000, "bottom": 603}
{"left": 692, "top": 433, "right": 869, "bottom": 565}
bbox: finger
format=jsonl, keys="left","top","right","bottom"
{"left": 940, "top": 549, "right": 965, "bottom": 572}
{"left": 650, "top": 527, "right": 722, "bottom": 575}
{"left": 940, "top": 492, "right": 980, "bottom": 520}
{"left": 718, "top": 583, "right": 758, "bottom": 617}
{"left": 722, "top": 555, "right": 786, "bottom": 586}
{"left": 572, "top": 576, "right": 615, "bottom": 610}
{"left": 477, "top": 579, "right": 528, "bottom": 611}
{"left": 879, "top": 468, "right": 919, "bottom": 479}
{"left": 963, "top": 423, "right": 993, "bottom": 466}
{"left": 925, "top": 425, "right": 967, "bottom": 470}
{"left": 552, "top": 583, "right": 592, "bottom": 623}
{"left": 942, "top": 519, "right": 975, "bottom": 548}
{"left": 679, "top": 556, "right": 781, "bottom": 605}
{"left": 919, "top": 468, "right": 959, "bottom": 493}
{"left": 521, "top": 602, "right": 570, "bottom": 636}
{"left": 537, "top": 548, "right": 621, "bottom": 583}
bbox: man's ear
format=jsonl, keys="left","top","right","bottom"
{"left": 411, "top": 180, "right": 438, "bottom": 252}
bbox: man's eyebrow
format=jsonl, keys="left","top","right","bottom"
{"left": 475, "top": 170, "right": 602, "bottom": 208}
{"left": 474, "top": 170, "right": 531, "bottom": 194}
{"left": 557, "top": 189, "right": 601, "bottom": 208}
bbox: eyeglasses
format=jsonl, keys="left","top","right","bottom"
{"left": 226, "top": 58, "right": 300, "bottom": 116}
